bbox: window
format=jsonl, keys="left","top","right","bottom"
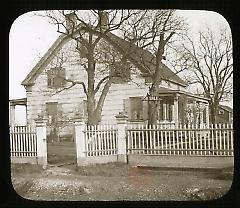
{"left": 110, "top": 61, "right": 131, "bottom": 84}
{"left": 46, "top": 102, "right": 58, "bottom": 124}
{"left": 130, "top": 97, "right": 143, "bottom": 120}
{"left": 157, "top": 97, "right": 173, "bottom": 121}
{"left": 124, "top": 96, "right": 174, "bottom": 122}
{"left": 124, "top": 97, "right": 146, "bottom": 121}
{"left": 47, "top": 67, "right": 66, "bottom": 88}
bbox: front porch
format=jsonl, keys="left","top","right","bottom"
{"left": 127, "top": 87, "right": 210, "bottom": 127}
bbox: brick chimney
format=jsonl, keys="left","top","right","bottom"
{"left": 99, "top": 11, "right": 109, "bottom": 32}
{"left": 65, "top": 12, "right": 77, "bottom": 32}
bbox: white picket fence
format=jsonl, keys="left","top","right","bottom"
{"left": 83, "top": 125, "right": 118, "bottom": 156}
{"left": 127, "top": 123, "right": 234, "bottom": 156}
{"left": 10, "top": 125, "right": 37, "bottom": 157}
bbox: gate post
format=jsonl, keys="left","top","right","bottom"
{"left": 35, "top": 116, "right": 48, "bottom": 168}
{"left": 74, "top": 116, "right": 86, "bottom": 166}
{"left": 115, "top": 113, "right": 128, "bottom": 163}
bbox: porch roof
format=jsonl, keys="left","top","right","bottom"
{"left": 9, "top": 98, "right": 27, "bottom": 106}
{"left": 158, "top": 87, "right": 210, "bottom": 103}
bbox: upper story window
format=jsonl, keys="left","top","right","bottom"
{"left": 47, "top": 67, "right": 66, "bottom": 88}
{"left": 110, "top": 61, "right": 131, "bottom": 84}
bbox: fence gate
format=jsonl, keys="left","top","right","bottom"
{"left": 46, "top": 123, "right": 77, "bottom": 166}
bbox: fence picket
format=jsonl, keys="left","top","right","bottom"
{"left": 77, "top": 123, "right": 233, "bottom": 158}
{"left": 149, "top": 125, "right": 153, "bottom": 155}
{"left": 10, "top": 125, "right": 37, "bottom": 158}
{"left": 226, "top": 123, "right": 229, "bottom": 156}
{"left": 230, "top": 124, "right": 233, "bottom": 156}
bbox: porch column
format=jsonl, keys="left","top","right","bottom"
{"left": 115, "top": 113, "right": 128, "bottom": 163}
{"left": 10, "top": 104, "right": 15, "bottom": 127}
{"left": 199, "top": 104, "right": 204, "bottom": 128}
{"left": 173, "top": 95, "right": 179, "bottom": 126}
{"left": 35, "top": 116, "right": 48, "bottom": 168}
{"left": 25, "top": 104, "right": 27, "bottom": 125}
{"left": 205, "top": 103, "right": 210, "bottom": 127}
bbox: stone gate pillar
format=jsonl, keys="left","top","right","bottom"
{"left": 35, "top": 116, "right": 48, "bottom": 168}
{"left": 115, "top": 113, "right": 128, "bottom": 163}
{"left": 74, "top": 116, "right": 86, "bottom": 166}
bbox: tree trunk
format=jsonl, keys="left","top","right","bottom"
{"left": 87, "top": 94, "right": 97, "bottom": 125}
{"left": 147, "top": 63, "right": 163, "bottom": 125}
{"left": 148, "top": 102, "right": 158, "bottom": 125}
{"left": 86, "top": 45, "right": 97, "bottom": 125}
{"left": 93, "top": 79, "right": 113, "bottom": 124}
{"left": 209, "top": 104, "right": 217, "bottom": 125}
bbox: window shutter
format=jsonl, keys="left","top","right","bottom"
{"left": 59, "top": 68, "right": 66, "bottom": 87}
{"left": 47, "top": 70, "right": 54, "bottom": 87}
{"left": 78, "top": 100, "right": 88, "bottom": 117}
{"left": 123, "top": 99, "right": 131, "bottom": 119}
{"left": 83, "top": 100, "right": 87, "bottom": 117}
{"left": 57, "top": 103, "right": 63, "bottom": 118}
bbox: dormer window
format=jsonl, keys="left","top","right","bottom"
{"left": 47, "top": 67, "right": 66, "bottom": 88}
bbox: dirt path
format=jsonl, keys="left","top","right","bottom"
{"left": 11, "top": 164, "right": 233, "bottom": 201}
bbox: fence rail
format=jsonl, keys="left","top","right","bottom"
{"left": 127, "top": 123, "right": 233, "bottom": 156}
{"left": 10, "top": 126, "right": 37, "bottom": 157}
{"left": 83, "top": 125, "right": 118, "bottom": 157}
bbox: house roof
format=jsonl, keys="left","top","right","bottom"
{"left": 21, "top": 27, "right": 187, "bottom": 87}
{"left": 104, "top": 32, "right": 187, "bottom": 87}
{"left": 21, "top": 34, "right": 68, "bottom": 86}
{"left": 219, "top": 105, "right": 233, "bottom": 113}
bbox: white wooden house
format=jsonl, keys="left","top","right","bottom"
{"left": 19, "top": 14, "right": 210, "bottom": 139}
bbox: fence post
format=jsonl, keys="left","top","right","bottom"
{"left": 115, "top": 113, "right": 128, "bottom": 163}
{"left": 35, "top": 116, "right": 48, "bottom": 168}
{"left": 74, "top": 116, "right": 86, "bottom": 166}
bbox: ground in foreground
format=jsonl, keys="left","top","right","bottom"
{"left": 11, "top": 163, "right": 233, "bottom": 201}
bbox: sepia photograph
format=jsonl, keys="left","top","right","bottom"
{"left": 9, "top": 9, "right": 233, "bottom": 201}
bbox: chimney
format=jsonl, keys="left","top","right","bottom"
{"left": 99, "top": 11, "right": 109, "bottom": 32}
{"left": 65, "top": 12, "right": 77, "bottom": 32}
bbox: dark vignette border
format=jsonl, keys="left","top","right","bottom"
{"left": 1, "top": 0, "right": 239, "bottom": 208}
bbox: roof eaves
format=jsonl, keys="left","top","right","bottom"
{"left": 21, "top": 34, "right": 68, "bottom": 86}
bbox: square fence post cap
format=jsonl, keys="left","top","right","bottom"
{"left": 115, "top": 112, "right": 128, "bottom": 123}
{"left": 35, "top": 115, "right": 48, "bottom": 125}
{"left": 73, "top": 115, "right": 86, "bottom": 123}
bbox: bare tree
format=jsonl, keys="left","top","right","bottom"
{"left": 40, "top": 10, "right": 139, "bottom": 125}
{"left": 39, "top": 10, "right": 187, "bottom": 125}
{"left": 119, "top": 10, "right": 187, "bottom": 124}
{"left": 173, "top": 26, "right": 233, "bottom": 124}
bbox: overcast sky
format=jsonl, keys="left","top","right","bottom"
{"left": 9, "top": 10, "right": 232, "bottom": 124}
